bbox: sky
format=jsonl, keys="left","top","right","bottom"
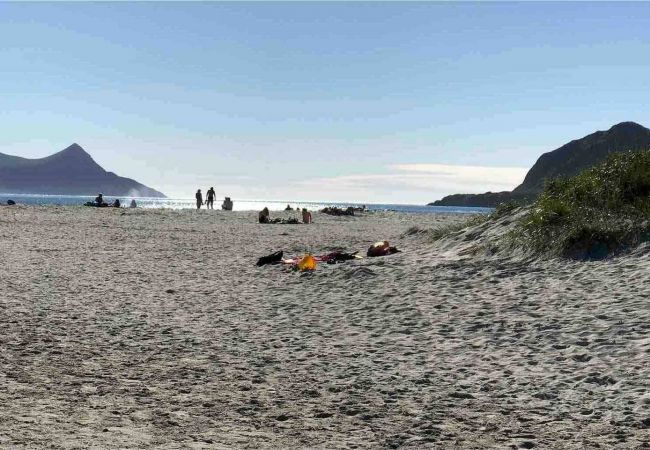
{"left": 2, "top": 2, "right": 650, "bottom": 203}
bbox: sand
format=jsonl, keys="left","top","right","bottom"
{"left": 0, "top": 205, "right": 648, "bottom": 449}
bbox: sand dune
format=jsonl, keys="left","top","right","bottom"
{"left": 0, "top": 206, "right": 648, "bottom": 448}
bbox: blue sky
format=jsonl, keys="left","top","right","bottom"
{"left": 2, "top": 2, "right": 650, "bottom": 202}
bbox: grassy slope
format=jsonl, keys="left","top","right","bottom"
{"left": 516, "top": 150, "right": 650, "bottom": 258}
{"left": 424, "top": 150, "right": 650, "bottom": 260}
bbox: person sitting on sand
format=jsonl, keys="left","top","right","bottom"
{"left": 112, "top": 199, "right": 121, "bottom": 208}
{"left": 206, "top": 187, "right": 215, "bottom": 209}
{"left": 130, "top": 199, "right": 137, "bottom": 208}
{"left": 259, "top": 207, "right": 270, "bottom": 224}
{"left": 222, "top": 196, "right": 233, "bottom": 211}
{"left": 302, "top": 208, "right": 312, "bottom": 224}
{"left": 285, "top": 204, "right": 293, "bottom": 211}
{"left": 195, "top": 189, "right": 203, "bottom": 210}
{"left": 95, "top": 193, "right": 104, "bottom": 206}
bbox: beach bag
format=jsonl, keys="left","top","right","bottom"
{"left": 367, "top": 241, "right": 400, "bottom": 257}
{"left": 297, "top": 255, "right": 317, "bottom": 271}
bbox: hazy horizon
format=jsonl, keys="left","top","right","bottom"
{"left": 3, "top": 2, "right": 650, "bottom": 202}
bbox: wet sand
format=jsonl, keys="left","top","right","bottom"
{"left": 0, "top": 206, "right": 648, "bottom": 448}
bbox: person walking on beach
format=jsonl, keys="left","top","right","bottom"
{"left": 195, "top": 189, "right": 203, "bottom": 209}
{"left": 206, "top": 187, "right": 215, "bottom": 209}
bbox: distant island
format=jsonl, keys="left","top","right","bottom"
{"left": 0, "top": 143, "right": 165, "bottom": 198}
{"left": 430, "top": 121, "right": 650, "bottom": 207}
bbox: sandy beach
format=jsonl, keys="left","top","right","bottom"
{"left": 0, "top": 206, "right": 648, "bottom": 449}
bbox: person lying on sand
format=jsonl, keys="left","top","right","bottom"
{"left": 270, "top": 218, "right": 299, "bottom": 224}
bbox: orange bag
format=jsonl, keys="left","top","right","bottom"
{"left": 297, "top": 254, "right": 317, "bottom": 271}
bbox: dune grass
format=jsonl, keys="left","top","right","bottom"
{"left": 404, "top": 202, "right": 519, "bottom": 243}
{"left": 516, "top": 149, "right": 650, "bottom": 258}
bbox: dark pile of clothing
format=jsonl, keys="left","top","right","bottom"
{"left": 320, "top": 206, "right": 355, "bottom": 216}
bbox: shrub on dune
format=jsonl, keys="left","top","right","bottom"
{"left": 517, "top": 149, "right": 650, "bottom": 259}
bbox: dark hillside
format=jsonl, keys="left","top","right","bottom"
{"left": 0, "top": 143, "right": 165, "bottom": 197}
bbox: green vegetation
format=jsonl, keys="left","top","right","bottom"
{"left": 516, "top": 149, "right": 650, "bottom": 259}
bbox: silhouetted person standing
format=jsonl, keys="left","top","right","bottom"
{"left": 195, "top": 189, "right": 203, "bottom": 209}
{"left": 302, "top": 208, "right": 312, "bottom": 224}
{"left": 206, "top": 187, "right": 215, "bottom": 209}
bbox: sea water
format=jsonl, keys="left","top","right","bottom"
{"left": 0, "top": 193, "right": 492, "bottom": 214}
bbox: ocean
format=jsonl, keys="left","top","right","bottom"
{"left": 0, "top": 193, "right": 491, "bottom": 215}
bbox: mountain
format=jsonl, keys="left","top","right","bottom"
{"left": 0, "top": 143, "right": 166, "bottom": 198}
{"left": 429, "top": 191, "right": 531, "bottom": 208}
{"left": 513, "top": 122, "right": 650, "bottom": 194}
{"left": 430, "top": 122, "right": 650, "bottom": 207}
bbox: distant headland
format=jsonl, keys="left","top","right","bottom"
{"left": 0, "top": 143, "right": 165, "bottom": 198}
{"left": 430, "top": 121, "right": 650, "bottom": 207}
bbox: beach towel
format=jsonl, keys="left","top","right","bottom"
{"left": 321, "top": 251, "right": 361, "bottom": 264}
{"left": 281, "top": 251, "right": 362, "bottom": 266}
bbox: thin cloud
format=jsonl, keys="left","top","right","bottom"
{"left": 391, "top": 163, "right": 528, "bottom": 187}
{"left": 291, "top": 163, "right": 528, "bottom": 203}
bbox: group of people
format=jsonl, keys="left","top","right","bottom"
{"left": 194, "top": 194, "right": 314, "bottom": 223}
{"left": 88, "top": 193, "right": 136, "bottom": 208}
{"left": 259, "top": 206, "right": 312, "bottom": 224}
{"left": 195, "top": 188, "right": 233, "bottom": 210}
